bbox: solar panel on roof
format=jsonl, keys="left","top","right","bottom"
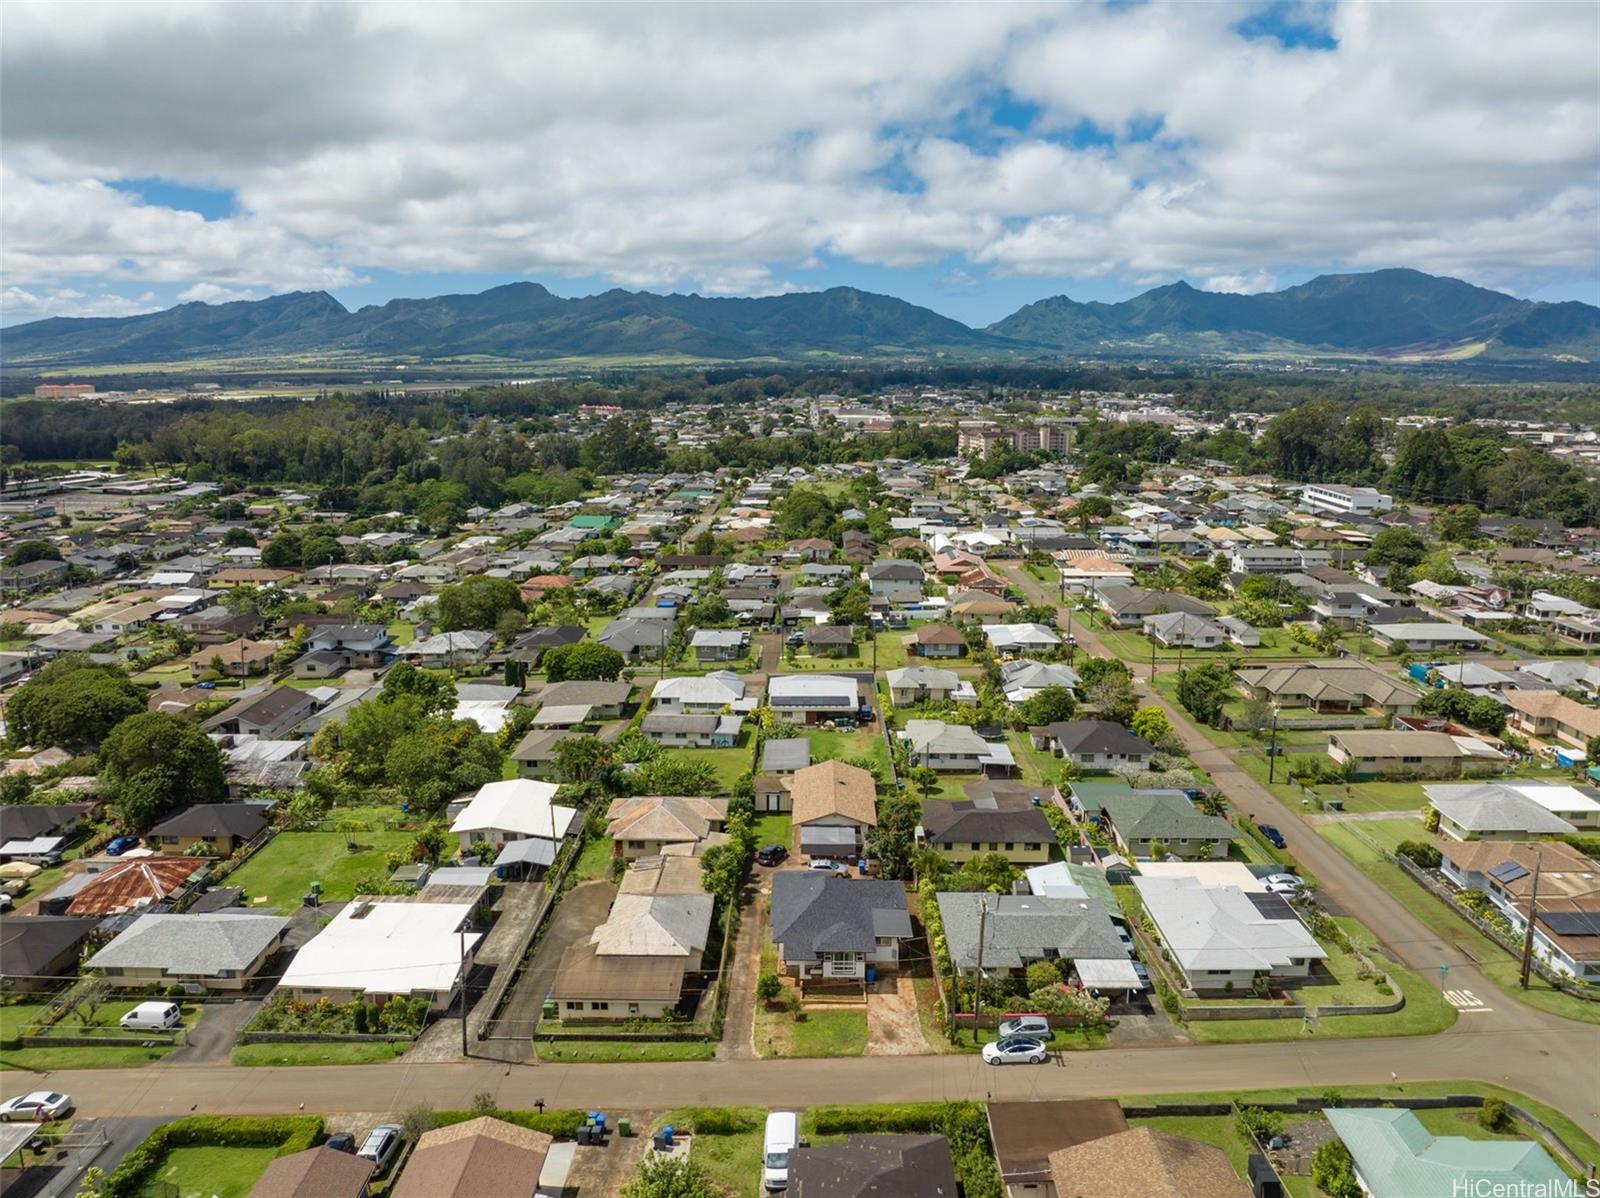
{"left": 1246, "top": 893, "right": 1298, "bottom": 920}
{"left": 1539, "top": 912, "right": 1600, "bottom": 937}
{"left": 1489, "top": 861, "right": 1531, "bottom": 884}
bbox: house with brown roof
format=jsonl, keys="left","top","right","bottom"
{"left": 1505, "top": 690, "right": 1600, "bottom": 752}
{"left": 920, "top": 787, "right": 1055, "bottom": 866}
{"left": 65, "top": 857, "right": 203, "bottom": 916}
{"left": 790, "top": 760, "right": 877, "bottom": 859}
{"left": 390, "top": 1117, "right": 553, "bottom": 1198}
{"left": 604, "top": 795, "right": 728, "bottom": 860}
{"left": 986, "top": 1100, "right": 1129, "bottom": 1198}
{"left": 183, "top": 638, "right": 277, "bottom": 679}
{"left": 909, "top": 623, "right": 966, "bottom": 658}
{"left": 1236, "top": 661, "right": 1419, "bottom": 716}
{"left": 1437, "top": 839, "right": 1600, "bottom": 981}
{"left": 248, "top": 1147, "right": 372, "bottom": 1198}
{"left": 1047, "top": 1127, "right": 1250, "bottom": 1198}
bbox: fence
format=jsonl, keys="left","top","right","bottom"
{"left": 1393, "top": 853, "right": 1600, "bottom": 1004}
{"left": 235, "top": 1030, "right": 413, "bottom": 1045}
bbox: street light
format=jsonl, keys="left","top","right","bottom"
{"left": 1267, "top": 704, "right": 1281, "bottom": 785}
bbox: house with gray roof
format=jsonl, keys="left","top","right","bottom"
{"left": 936, "top": 893, "right": 1139, "bottom": 995}
{"left": 1134, "top": 875, "right": 1326, "bottom": 993}
{"left": 770, "top": 874, "right": 911, "bottom": 986}
{"left": 1423, "top": 782, "right": 1579, "bottom": 841}
{"left": 86, "top": 911, "right": 289, "bottom": 992}
{"left": 1030, "top": 721, "right": 1155, "bottom": 772}
{"left": 919, "top": 789, "right": 1055, "bottom": 866}
{"left": 1095, "top": 584, "right": 1216, "bottom": 628}
{"left": 1069, "top": 780, "right": 1233, "bottom": 860}
{"left": 596, "top": 617, "right": 669, "bottom": 660}
{"left": 1143, "top": 610, "right": 1229, "bottom": 649}
{"left": 789, "top": 1134, "right": 959, "bottom": 1198}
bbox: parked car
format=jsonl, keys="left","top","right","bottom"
{"left": 105, "top": 835, "right": 139, "bottom": 857}
{"left": 0, "top": 894, "right": 10, "bottom": 912}
{"left": 120, "top": 1001, "right": 182, "bottom": 1032}
{"left": 357, "top": 1124, "right": 403, "bottom": 1174}
{"left": 1260, "top": 872, "right": 1302, "bottom": 890}
{"left": 982, "top": 1037, "right": 1048, "bottom": 1066}
{"left": 762, "top": 1110, "right": 798, "bottom": 1192}
{"left": 325, "top": 1132, "right": 356, "bottom": 1153}
{"left": 1265, "top": 879, "right": 1302, "bottom": 896}
{"left": 806, "top": 859, "right": 848, "bottom": 875}
{"left": 1258, "top": 824, "right": 1287, "bottom": 849}
{"left": 997, "top": 1014, "right": 1051, "bottom": 1040}
{"left": 756, "top": 845, "right": 789, "bottom": 867}
{"left": 0, "top": 1092, "right": 72, "bottom": 1122}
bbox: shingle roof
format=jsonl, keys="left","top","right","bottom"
{"left": 790, "top": 1134, "right": 958, "bottom": 1197}
{"left": 1048, "top": 1127, "right": 1251, "bottom": 1198}
{"left": 248, "top": 1146, "right": 373, "bottom": 1198}
{"left": 148, "top": 803, "right": 269, "bottom": 841}
{"left": 1036, "top": 720, "right": 1154, "bottom": 757}
{"left": 770, "top": 874, "right": 910, "bottom": 961}
{"left": 936, "top": 893, "right": 1124, "bottom": 970}
{"left": 87, "top": 911, "right": 288, "bottom": 976}
{"left": 390, "top": 1117, "right": 553, "bottom": 1198}
{"left": 920, "top": 793, "right": 1054, "bottom": 847}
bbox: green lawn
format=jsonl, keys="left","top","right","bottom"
{"left": 571, "top": 832, "right": 614, "bottom": 882}
{"left": 753, "top": 814, "right": 792, "bottom": 852}
{"left": 1007, "top": 730, "right": 1065, "bottom": 789}
{"left": 0, "top": 1003, "right": 48, "bottom": 1047}
{"left": 657, "top": 1110, "right": 765, "bottom": 1198}
{"left": 667, "top": 739, "right": 755, "bottom": 793}
{"left": 226, "top": 829, "right": 414, "bottom": 913}
{"left": 1128, "top": 1115, "right": 1254, "bottom": 1174}
{"left": 786, "top": 1009, "right": 870, "bottom": 1058}
{"left": 534, "top": 1039, "right": 715, "bottom": 1063}
{"left": 1, "top": 1043, "right": 172, "bottom": 1070}
{"left": 1319, "top": 824, "right": 1600, "bottom": 1025}
{"left": 137, "top": 1144, "right": 279, "bottom": 1198}
{"left": 805, "top": 727, "right": 890, "bottom": 771}
{"left": 43, "top": 999, "right": 200, "bottom": 1039}
{"left": 387, "top": 620, "right": 415, "bottom": 646}
{"left": 782, "top": 633, "right": 908, "bottom": 671}
{"left": 230, "top": 1040, "right": 407, "bottom": 1066}
{"left": 908, "top": 772, "right": 987, "bottom": 802}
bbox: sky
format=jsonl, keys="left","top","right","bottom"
{"left": 2, "top": 1, "right": 1597, "bottom": 330}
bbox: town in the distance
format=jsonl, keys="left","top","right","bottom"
{"left": 1, "top": 371, "right": 1598, "bottom": 1198}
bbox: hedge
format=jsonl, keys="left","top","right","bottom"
{"left": 106, "top": 1116, "right": 323, "bottom": 1197}
{"left": 434, "top": 1108, "right": 587, "bottom": 1138}
{"left": 683, "top": 1107, "right": 762, "bottom": 1135}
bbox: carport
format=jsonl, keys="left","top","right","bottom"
{"left": 798, "top": 825, "right": 857, "bottom": 860}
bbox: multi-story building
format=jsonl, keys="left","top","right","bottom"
{"left": 1300, "top": 484, "right": 1393, "bottom": 517}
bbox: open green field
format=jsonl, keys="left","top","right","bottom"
{"left": 226, "top": 829, "right": 413, "bottom": 913}
{"left": 136, "top": 1144, "right": 280, "bottom": 1198}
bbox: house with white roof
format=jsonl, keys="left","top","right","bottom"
{"left": 650, "top": 671, "right": 748, "bottom": 715}
{"left": 981, "top": 622, "right": 1061, "bottom": 657}
{"left": 278, "top": 897, "right": 481, "bottom": 1012}
{"left": 766, "top": 674, "right": 862, "bottom": 724}
{"left": 1133, "top": 874, "right": 1327, "bottom": 994}
{"left": 902, "top": 720, "right": 1014, "bottom": 775}
{"left": 448, "top": 778, "right": 578, "bottom": 855}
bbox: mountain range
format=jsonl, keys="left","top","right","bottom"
{"left": 4, "top": 268, "right": 1597, "bottom": 368}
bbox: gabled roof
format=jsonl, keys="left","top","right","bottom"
{"left": 0, "top": 915, "right": 99, "bottom": 978}
{"left": 66, "top": 857, "right": 203, "bottom": 916}
{"left": 1047, "top": 1127, "right": 1250, "bottom": 1198}
{"left": 391, "top": 1117, "right": 554, "bottom": 1198}
{"left": 920, "top": 793, "right": 1053, "bottom": 846}
{"left": 1323, "top": 1108, "right": 1568, "bottom": 1198}
{"left": 249, "top": 1146, "right": 373, "bottom": 1198}
{"left": 936, "top": 893, "right": 1123, "bottom": 970}
{"left": 605, "top": 795, "right": 728, "bottom": 844}
{"left": 789, "top": 760, "right": 878, "bottom": 828}
{"left": 1036, "top": 720, "right": 1154, "bottom": 757}
{"left": 770, "top": 873, "right": 910, "bottom": 960}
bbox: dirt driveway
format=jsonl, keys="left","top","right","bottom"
{"left": 864, "top": 973, "right": 929, "bottom": 1056}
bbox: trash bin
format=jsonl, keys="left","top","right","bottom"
{"left": 661, "top": 1125, "right": 675, "bottom": 1147}
{"left": 617, "top": 1117, "right": 632, "bottom": 1138}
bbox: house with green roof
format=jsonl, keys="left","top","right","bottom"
{"left": 1323, "top": 1108, "right": 1571, "bottom": 1198}
{"left": 567, "top": 514, "right": 619, "bottom": 532}
{"left": 1068, "top": 780, "right": 1234, "bottom": 861}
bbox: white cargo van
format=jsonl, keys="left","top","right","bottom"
{"left": 762, "top": 1110, "right": 798, "bottom": 1192}
{"left": 120, "top": 1001, "right": 181, "bottom": 1032}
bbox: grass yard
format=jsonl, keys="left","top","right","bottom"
{"left": 784, "top": 1009, "right": 870, "bottom": 1058}
{"left": 1307, "top": 779, "right": 1430, "bottom": 814}
{"left": 386, "top": 620, "right": 415, "bottom": 646}
{"left": 0, "top": 1004, "right": 49, "bottom": 1047}
{"left": 1127, "top": 1115, "right": 1254, "bottom": 1174}
{"left": 136, "top": 1144, "right": 280, "bottom": 1198}
{"left": 2, "top": 1043, "right": 172, "bottom": 1070}
{"left": 667, "top": 740, "right": 756, "bottom": 793}
{"left": 226, "top": 829, "right": 414, "bottom": 913}
{"left": 657, "top": 1110, "right": 766, "bottom": 1198}
{"left": 805, "top": 727, "right": 890, "bottom": 771}
{"left": 1007, "top": 730, "right": 1066, "bottom": 789}
{"left": 570, "top": 832, "right": 614, "bottom": 882}
{"left": 534, "top": 1039, "right": 715, "bottom": 1063}
{"left": 782, "top": 633, "right": 908, "bottom": 672}
{"left": 1318, "top": 824, "right": 1600, "bottom": 1025}
{"left": 43, "top": 999, "right": 200, "bottom": 1039}
{"left": 230, "top": 1040, "right": 407, "bottom": 1066}
{"left": 753, "top": 814, "right": 792, "bottom": 852}
{"left": 907, "top": 772, "right": 987, "bottom": 802}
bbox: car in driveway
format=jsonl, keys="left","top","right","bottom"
{"left": 982, "top": 1037, "right": 1048, "bottom": 1065}
{"left": 1258, "top": 824, "right": 1287, "bottom": 849}
{"left": 756, "top": 844, "right": 789, "bottom": 867}
{"left": 357, "top": 1124, "right": 402, "bottom": 1174}
{"left": 997, "top": 1014, "right": 1051, "bottom": 1040}
{"left": 325, "top": 1132, "right": 356, "bottom": 1153}
{"left": 0, "top": 1092, "right": 72, "bottom": 1122}
{"left": 806, "top": 858, "right": 848, "bottom": 875}
{"left": 105, "top": 835, "right": 139, "bottom": 856}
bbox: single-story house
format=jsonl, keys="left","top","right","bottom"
{"left": 770, "top": 873, "right": 911, "bottom": 985}
{"left": 909, "top": 624, "right": 966, "bottom": 658}
{"left": 1069, "top": 780, "right": 1233, "bottom": 861}
{"left": 85, "top": 911, "right": 289, "bottom": 992}
{"left": 761, "top": 736, "right": 811, "bottom": 774}
{"left": 691, "top": 628, "right": 750, "bottom": 661}
{"left": 1030, "top": 721, "right": 1155, "bottom": 772}
{"left": 1323, "top": 1108, "right": 1567, "bottom": 1198}
{"left": 885, "top": 666, "right": 975, "bottom": 707}
{"left": 605, "top": 795, "right": 729, "bottom": 859}
{"left": 983, "top": 623, "right": 1062, "bottom": 657}
{"left": 448, "top": 778, "right": 578, "bottom": 857}
{"left": 1047, "top": 1127, "right": 1251, "bottom": 1198}
{"left": 937, "top": 892, "right": 1138, "bottom": 995}
{"left": 903, "top": 720, "right": 1010, "bottom": 774}
{"left": 640, "top": 711, "right": 744, "bottom": 748}
{"left": 1327, "top": 730, "right": 1499, "bottom": 779}
{"left": 389, "top": 1117, "right": 554, "bottom": 1198}
{"left": 986, "top": 1100, "right": 1129, "bottom": 1198}
{"left": 919, "top": 790, "right": 1055, "bottom": 865}
{"left": 767, "top": 674, "right": 862, "bottom": 724}
{"left": 1095, "top": 585, "right": 1216, "bottom": 628}
{"left": 1235, "top": 662, "right": 1419, "bottom": 715}
{"left": 248, "top": 1146, "right": 373, "bottom": 1198}
{"left": 1134, "top": 874, "right": 1326, "bottom": 993}
{"left": 203, "top": 686, "right": 318, "bottom": 739}
{"left": 145, "top": 802, "right": 269, "bottom": 856}
{"left": 1423, "top": 782, "right": 1580, "bottom": 841}
{"left": 804, "top": 624, "right": 857, "bottom": 656}
{"left": 536, "top": 679, "right": 631, "bottom": 720}
{"left": 651, "top": 671, "right": 748, "bottom": 714}
{"left": 1001, "top": 659, "right": 1082, "bottom": 704}
{"left": 0, "top": 916, "right": 99, "bottom": 994}
{"left": 1143, "top": 611, "right": 1229, "bottom": 649}
{"left": 407, "top": 630, "right": 495, "bottom": 669}
{"left": 278, "top": 896, "right": 481, "bottom": 1012}
{"left": 789, "top": 1135, "right": 958, "bottom": 1197}
{"left": 1367, "top": 622, "right": 1491, "bottom": 651}
{"left": 507, "top": 728, "right": 580, "bottom": 779}
{"left": 66, "top": 857, "right": 204, "bottom": 916}
{"left": 1504, "top": 690, "right": 1600, "bottom": 752}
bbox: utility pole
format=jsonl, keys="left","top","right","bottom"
{"left": 1519, "top": 849, "right": 1543, "bottom": 989}
{"left": 460, "top": 923, "right": 470, "bottom": 1058}
{"left": 1267, "top": 705, "right": 1280, "bottom": 785}
{"left": 972, "top": 896, "right": 987, "bottom": 1044}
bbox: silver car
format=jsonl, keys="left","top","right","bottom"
{"left": 357, "top": 1124, "right": 403, "bottom": 1174}
{"left": 997, "top": 1015, "right": 1051, "bottom": 1040}
{"left": 0, "top": 1091, "right": 72, "bottom": 1122}
{"left": 982, "top": 1037, "right": 1048, "bottom": 1065}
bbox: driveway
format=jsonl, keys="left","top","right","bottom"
{"left": 864, "top": 974, "right": 928, "bottom": 1056}
{"left": 20, "top": 1116, "right": 169, "bottom": 1198}
{"left": 488, "top": 879, "right": 616, "bottom": 1058}
{"left": 717, "top": 875, "right": 771, "bottom": 1061}
{"left": 166, "top": 998, "right": 262, "bottom": 1063}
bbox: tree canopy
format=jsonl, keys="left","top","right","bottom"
{"left": 100, "top": 712, "right": 227, "bottom": 829}
{"left": 434, "top": 575, "right": 526, "bottom": 632}
{"left": 5, "top": 656, "right": 147, "bottom": 752}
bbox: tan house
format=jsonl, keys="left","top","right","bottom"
{"left": 1235, "top": 661, "right": 1419, "bottom": 715}
{"left": 919, "top": 785, "right": 1055, "bottom": 866}
{"left": 145, "top": 803, "right": 269, "bottom": 856}
{"left": 86, "top": 912, "right": 288, "bottom": 993}
{"left": 1327, "top": 730, "right": 1491, "bottom": 779}
{"left": 390, "top": 1117, "right": 553, "bottom": 1198}
{"left": 1505, "top": 690, "right": 1600, "bottom": 752}
{"left": 184, "top": 639, "right": 277, "bottom": 679}
{"left": 790, "top": 760, "right": 878, "bottom": 859}
{"left": 605, "top": 795, "right": 728, "bottom": 859}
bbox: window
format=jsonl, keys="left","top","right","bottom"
{"left": 971, "top": 842, "right": 981, "bottom": 851}
{"left": 1025, "top": 843, "right": 1040, "bottom": 851}
{"left": 565, "top": 1001, "right": 581, "bottom": 1010}
{"left": 987, "top": 842, "right": 999, "bottom": 851}
{"left": 591, "top": 1002, "right": 609, "bottom": 1011}
{"left": 629, "top": 1004, "right": 640, "bottom": 1015}
{"left": 1004, "top": 843, "right": 1014, "bottom": 852}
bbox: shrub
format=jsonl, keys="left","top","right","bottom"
{"left": 1396, "top": 840, "right": 1441, "bottom": 868}
{"left": 687, "top": 1107, "right": 760, "bottom": 1135}
{"left": 1235, "top": 1106, "right": 1284, "bottom": 1145}
{"left": 756, "top": 971, "right": 782, "bottom": 1004}
{"left": 433, "top": 1108, "right": 586, "bottom": 1138}
{"left": 1478, "top": 1097, "right": 1509, "bottom": 1132}
{"left": 105, "top": 1117, "right": 323, "bottom": 1197}
{"left": 1311, "top": 1139, "right": 1362, "bottom": 1198}
{"left": 1025, "top": 960, "right": 1064, "bottom": 993}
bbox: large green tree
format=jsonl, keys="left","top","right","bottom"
{"left": 1175, "top": 663, "right": 1235, "bottom": 728}
{"left": 5, "top": 656, "right": 146, "bottom": 752}
{"left": 543, "top": 641, "right": 626, "bottom": 682}
{"left": 434, "top": 575, "right": 526, "bottom": 632}
{"left": 100, "top": 712, "right": 227, "bottom": 829}
{"left": 866, "top": 793, "right": 921, "bottom": 881}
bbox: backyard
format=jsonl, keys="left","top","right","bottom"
{"left": 664, "top": 738, "right": 755, "bottom": 793}
{"left": 136, "top": 1145, "right": 279, "bottom": 1198}
{"left": 804, "top": 726, "right": 890, "bottom": 772}
{"left": 781, "top": 632, "right": 908, "bottom": 672}
{"left": 225, "top": 828, "right": 414, "bottom": 913}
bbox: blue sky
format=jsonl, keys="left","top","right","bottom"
{"left": 3, "top": 2, "right": 1596, "bottom": 327}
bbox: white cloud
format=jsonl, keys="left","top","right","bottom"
{"left": 1205, "top": 271, "right": 1278, "bottom": 295}
{"left": 1, "top": 284, "right": 161, "bottom": 319}
{"left": 176, "top": 283, "right": 260, "bottom": 304}
{"left": 0, "top": 1, "right": 1594, "bottom": 314}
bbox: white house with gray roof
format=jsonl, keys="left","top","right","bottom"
{"left": 936, "top": 893, "right": 1139, "bottom": 993}
{"left": 86, "top": 911, "right": 289, "bottom": 992}
{"left": 770, "top": 874, "right": 911, "bottom": 985}
{"left": 1133, "top": 875, "right": 1326, "bottom": 994}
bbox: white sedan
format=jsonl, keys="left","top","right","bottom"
{"left": 0, "top": 1091, "right": 72, "bottom": 1122}
{"left": 982, "top": 1037, "right": 1048, "bottom": 1065}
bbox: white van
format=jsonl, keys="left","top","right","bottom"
{"left": 762, "top": 1111, "right": 798, "bottom": 1192}
{"left": 120, "top": 1001, "right": 181, "bottom": 1032}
